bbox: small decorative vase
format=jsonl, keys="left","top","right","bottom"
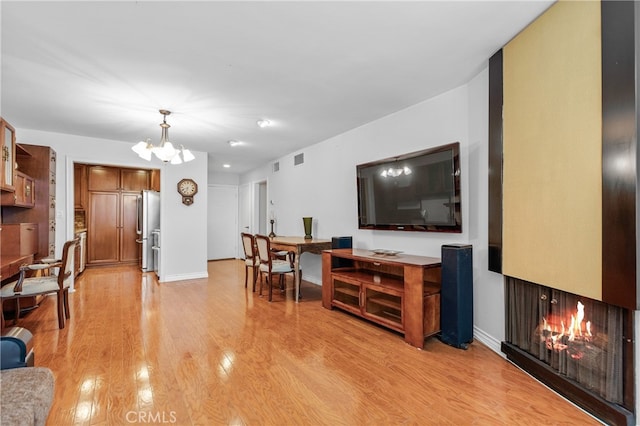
{"left": 303, "top": 217, "right": 313, "bottom": 239}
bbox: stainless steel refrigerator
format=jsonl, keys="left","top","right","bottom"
{"left": 136, "top": 190, "right": 160, "bottom": 272}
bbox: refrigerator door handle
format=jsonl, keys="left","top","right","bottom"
{"left": 136, "top": 195, "right": 142, "bottom": 235}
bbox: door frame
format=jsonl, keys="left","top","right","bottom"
{"left": 207, "top": 184, "right": 239, "bottom": 260}
{"left": 237, "top": 179, "right": 269, "bottom": 259}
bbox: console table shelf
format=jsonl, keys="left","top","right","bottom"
{"left": 322, "top": 248, "right": 442, "bottom": 348}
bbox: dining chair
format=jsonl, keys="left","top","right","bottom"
{"left": 0, "top": 238, "right": 78, "bottom": 329}
{"left": 240, "top": 232, "right": 259, "bottom": 291}
{"left": 254, "top": 234, "right": 296, "bottom": 302}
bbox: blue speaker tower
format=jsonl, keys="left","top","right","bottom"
{"left": 331, "top": 236, "right": 353, "bottom": 269}
{"left": 440, "top": 244, "right": 473, "bottom": 349}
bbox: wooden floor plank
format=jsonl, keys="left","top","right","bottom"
{"left": 13, "top": 260, "right": 600, "bottom": 425}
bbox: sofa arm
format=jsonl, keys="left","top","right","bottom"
{"left": 1, "top": 327, "right": 34, "bottom": 370}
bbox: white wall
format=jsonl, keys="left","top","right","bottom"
{"left": 238, "top": 66, "right": 505, "bottom": 352}
{"left": 15, "top": 128, "right": 209, "bottom": 282}
{"left": 208, "top": 170, "right": 239, "bottom": 186}
{"left": 466, "top": 68, "right": 504, "bottom": 351}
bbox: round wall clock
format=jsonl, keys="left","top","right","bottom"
{"left": 177, "top": 178, "right": 198, "bottom": 205}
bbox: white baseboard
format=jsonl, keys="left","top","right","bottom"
{"left": 160, "top": 271, "right": 209, "bottom": 283}
{"left": 304, "top": 274, "right": 322, "bottom": 286}
{"left": 473, "top": 326, "right": 504, "bottom": 357}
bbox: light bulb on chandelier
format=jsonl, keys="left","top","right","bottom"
{"left": 131, "top": 109, "right": 195, "bottom": 164}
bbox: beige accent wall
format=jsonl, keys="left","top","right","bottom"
{"left": 502, "top": 1, "right": 602, "bottom": 299}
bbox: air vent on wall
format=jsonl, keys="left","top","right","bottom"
{"left": 294, "top": 153, "right": 304, "bottom": 166}
{"left": 273, "top": 161, "right": 279, "bottom": 172}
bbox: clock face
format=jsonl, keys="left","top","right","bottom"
{"left": 177, "top": 179, "right": 197, "bottom": 196}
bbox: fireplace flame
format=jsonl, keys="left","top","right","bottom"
{"left": 540, "top": 301, "right": 592, "bottom": 355}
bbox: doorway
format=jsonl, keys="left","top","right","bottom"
{"left": 257, "top": 181, "right": 267, "bottom": 235}
{"left": 238, "top": 180, "right": 268, "bottom": 258}
{"left": 207, "top": 185, "right": 238, "bottom": 260}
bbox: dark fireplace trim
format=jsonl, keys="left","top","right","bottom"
{"left": 502, "top": 342, "right": 633, "bottom": 426}
{"left": 601, "top": 0, "right": 638, "bottom": 311}
{"left": 487, "top": 49, "right": 503, "bottom": 274}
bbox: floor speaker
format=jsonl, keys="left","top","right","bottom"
{"left": 440, "top": 244, "right": 473, "bottom": 349}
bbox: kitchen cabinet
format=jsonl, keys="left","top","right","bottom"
{"left": 2, "top": 144, "right": 56, "bottom": 260}
{"left": 0, "top": 118, "right": 16, "bottom": 191}
{"left": 1, "top": 223, "right": 38, "bottom": 280}
{"left": 120, "top": 193, "right": 140, "bottom": 263}
{"left": 85, "top": 165, "right": 150, "bottom": 266}
{"left": 121, "top": 168, "right": 149, "bottom": 192}
{"left": 87, "top": 192, "right": 142, "bottom": 265}
{"left": 88, "top": 165, "right": 120, "bottom": 191}
{"left": 14, "top": 172, "right": 35, "bottom": 207}
{"left": 88, "top": 191, "right": 120, "bottom": 264}
{"left": 150, "top": 169, "right": 161, "bottom": 191}
{"left": 74, "top": 163, "right": 87, "bottom": 210}
{"left": 1, "top": 171, "right": 35, "bottom": 207}
{"left": 1, "top": 223, "right": 38, "bottom": 257}
{"left": 1, "top": 222, "right": 40, "bottom": 314}
{"left": 88, "top": 165, "right": 149, "bottom": 192}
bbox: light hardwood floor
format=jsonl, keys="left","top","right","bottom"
{"left": 12, "top": 260, "right": 599, "bottom": 425}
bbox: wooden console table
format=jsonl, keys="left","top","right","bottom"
{"left": 269, "top": 236, "right": 332, "bottom": 302}
{"left": 322, "top": 248, "right": 441, "bottom": 348}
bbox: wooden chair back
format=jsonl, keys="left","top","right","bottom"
{"left": 241, "top": 233, "right": 257, "bottom": 262}
{"left": 57, "top": 238, "right": 78, "bottom": 289}
{"left": 254, "top": 234, "right": 271, "bottom": 269}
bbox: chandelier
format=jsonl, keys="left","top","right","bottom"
{"left": 131, "top": 109, "right": 195, "bottom": 164}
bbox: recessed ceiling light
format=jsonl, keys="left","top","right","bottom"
{"left": 223, "top": 164, "right": 231, "bottom": 168}
{"left": 256, "top": 119, "right": 271, "bottom": 128}
{"left": 228, "top": 140, "right": 241, "bottom": 147}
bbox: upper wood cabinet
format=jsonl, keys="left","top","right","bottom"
{"left": 1, "top": 172, "right": 35, "bottom": 208}
{"left": 121, "top": 168, "right": 150, "bottom": 192}
{"left": 12, "top": 171, "right": 35, "bottom": 207}
{"left": 87, "top": 165, "right": 149, "bottom": 192}
{"left": 150, "top": 169, "right": 160, "bottom": 191}
{"left": 1, "top": 118, "right": 16, "bottom": 191}
{"left": 88, "top": 165, "right": 120, "bottom": 191}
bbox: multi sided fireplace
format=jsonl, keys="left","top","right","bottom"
{"left": 502, "top": 277, "right": 634, "bottom": 425}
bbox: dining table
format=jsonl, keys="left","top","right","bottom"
{"left": 268, "top": 236, "right": 333, "bottom": 302}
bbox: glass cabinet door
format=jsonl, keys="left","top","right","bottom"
{"left": 332, "top": 278, "right": 360, "bottom": 313}
{"left": 1, "top": 119, "right": 15, "bottom": 189}
{"left": 363, "top": 286, "right": 403, "bottom": 331}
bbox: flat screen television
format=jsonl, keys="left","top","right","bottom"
{"left": 356, "top": 142, "right": 461, "bottom": 233}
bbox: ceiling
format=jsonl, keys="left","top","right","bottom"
{"left": 1, "top": 1, "right": 553, "bottom": 174}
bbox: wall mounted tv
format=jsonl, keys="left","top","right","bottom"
{"left": 356, "top": 142, "right": 461, "bottom": 233}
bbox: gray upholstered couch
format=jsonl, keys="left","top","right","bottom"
{"left": 0, "top": 327, "right": 54, "bottom": 425}
{"left": 0, "top": 367, "right": 54, "bottom": 425}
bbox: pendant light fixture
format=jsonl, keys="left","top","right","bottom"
{"left": 132, "top": 109, "right": 194, "bottom": 164}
